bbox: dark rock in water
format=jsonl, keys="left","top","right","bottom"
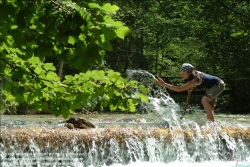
{"left": 101, "top": 119, "right": 116, "bottom": 123}
{"left": 13, "top": 120, "right": 26, "bottom": 125}
{"left": 65, "top": 118, "right": 96, "bottom": 129}
{"left": 45, "top": 120, "right": 52, "bottom": 124}
{"left": 158, "top": 120, "right": 169, "bottom": 128}
{"left": 117, "top": 118, "right": 147, "bottom": 123}
{"left": 65, "top": 123, "right": 74, "bottom": 129}
{"left": 0, "top": 122, "right": 13, "bottom": 128}
{"left": 74, "top": 107, "right": 98, "bottom": 115}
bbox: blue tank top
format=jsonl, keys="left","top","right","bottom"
{"left": 196, "top": 72, "right": 221, "bottom": 89}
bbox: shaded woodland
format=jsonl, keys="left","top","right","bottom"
{"left": 1, "top": 0, "right": 249, "bottom": 116}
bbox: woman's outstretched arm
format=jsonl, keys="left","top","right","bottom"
{"left": 155, "top": 78, "right": 196, "bottom": 92}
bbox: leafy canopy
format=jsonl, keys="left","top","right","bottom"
{"left": 0, "top": 0, "right": 148, "bottom": 118}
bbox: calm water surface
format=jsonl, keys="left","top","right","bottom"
{"left": 1, "top": 112, "right": 250, "bottom": 128}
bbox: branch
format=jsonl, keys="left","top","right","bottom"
{"left": 216, "top": 0, "right": 250, "bottom": 21}
{"left": 0, "top": 57, "right": 56, "bottom": 84}
{"left": 116, "top": 47, "right": 143, "bottom": 55}
{"left": 18, "top": 17, "right": 74, "bottom": 48}
{"left": 2, "top": 0, "right": 75, "bottom": 48}
{"left": 0, "top": 57, "right": 16, "bottom": 69}
{"left": 50, "top": 0, "right": 71, "bottom": 14}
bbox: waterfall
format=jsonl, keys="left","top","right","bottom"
{"left": 1, "top": 69, "right": 250, "bottom": 167}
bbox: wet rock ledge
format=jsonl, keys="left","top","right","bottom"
{"left": 64, "top": 117, "right": 96, "bottom": 129}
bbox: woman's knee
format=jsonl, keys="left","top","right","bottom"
{"left": 201, "top": 96, "right": 210, "bottom": 104}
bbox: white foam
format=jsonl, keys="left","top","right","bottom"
{"left": 105, "top": 160, "right": 250, "bottom": 167}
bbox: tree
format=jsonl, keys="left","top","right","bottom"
{"left": 103, "top": 0, "right": 250, "bottom": 113}
{"left": 0, "top": 0, "right": 149, "bottom": 118}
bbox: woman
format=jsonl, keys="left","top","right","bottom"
{"left": 155, "top": 63, "right": 225, "bottom": 122}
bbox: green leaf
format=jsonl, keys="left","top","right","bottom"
{"left": 113, "top": 89, "right": 121, "bottom": 96}
{"left": 51, "top": 105, "right": 62, "bottom": 117}
{"left": 46, "top": 71, "right": 60, "bottom": 81}
{"left": 68, "top": 36, "right": 76, "bottom": 45}
{"left": 23, "top": 92, "right": 40, "bottom": 104}
{"left": 116, "top": 26, "right": 131, "bottom": 39}
{"left": 79, "top": 33, "right": 86, "bottom": 41}
{"left": 139, "top": 85, "right": 149, "bottom": 94}
{"left": 11, "top": 25, "right": 18, "bottom": 29}
{"left": 115, "top": 80, "right": 125, "bottom": 89}
{"left": 72, "top": 93, "right": 89, "bottom": 109}
{"left": 28, "top": 56, "right": 42, "bottom": 65}
{"left": 30, "top": 25, "right": 37, "bottom": 29}
{"left": 5, "top": 93, "right": 16, "bottom": 101}
{"left": 91, "top": 70, "right": 105, "bottom": 80}
{"left": 135, "top": 92, "right": 149, "bottom": 102}
{"left": 63, "top": 75, "right": 74, "bottom": 83}
{"left": 118, "top": 100, "right": 128, "bottom": 111}
{"left": 102, "top": 3, "right": 119, "bottom": 13}
{"left": 61, "top": 104, "right": 70, "bottom": 119}
{"left": 36, "top": 102, "right": 49, "bottom": 111}
{"left": 107, "top": 70, "right": 121, "bottom": 82}
{"left": 230, "top": 31, "right": 244, "bottom": 37}
{"left": 25, "top": 47, "right": 34, "bottom": 59}
{"left": 88, "top": 3, "right": 101, "bottom": 9}
{"left": 109, "top": 104, "right": 117, "bottom": 111}
{"left": 104, "top": 17, "right": 123, "bottom": 27}
{"left": 30, "top": 15, "right": 39, "bottom": 24}
{"left": 43, "top": 63, "right": 56, "bottom": 71}
{"left": 128, "top": 99, "right": 137, "bottom": 112}
{"left": 34, "top": 67, "right": 42, "bottom": 74}
{"left": 2, "top": 43, "right": 10, "bottom": 53}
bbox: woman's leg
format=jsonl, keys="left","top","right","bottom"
{"left": 201, "top": 96, "right": 215, "bottom": 122}
{"left": 202, "top": 82, "right": 225, "bottom": 122}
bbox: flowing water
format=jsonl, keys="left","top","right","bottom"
{"left": 1, "top": 69, "right": 250, "bottom": 167}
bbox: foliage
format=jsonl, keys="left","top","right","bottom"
{"left": 0, "top": 0, "right": 148, "bottom": 118}
{"left": 103, "top": 0, "right": 250, "bottom": 114}
{"left": 1, "top": 0, "right": 250, "bottom": 115}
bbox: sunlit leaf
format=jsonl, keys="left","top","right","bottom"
{"left": 128, "top": 99, "right": 137, "bottom": 112}
{"left": 88, "top": 3, "right": 101, "bottom": 9}
{"left": 43, "top": 63, "right": 56, "bottom": 71}
{"left": 68, "top": 36, "right": 76, "bottom": 45}
{"left": 135, "top": 92, "right": 149, "bottom": 102}
{"left": 116, "top": 26, "right": 131, "bottom": 39}
{"left": 139, "top": 85, "right": 149, "bottom": 94}
{"left": 102, "top": 3, "right": 119, "bottom": 13}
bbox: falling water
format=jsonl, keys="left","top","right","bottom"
{"left": 125, "top": 69, "right": 184, "bottom": 126}
{"left": 1, "top": 69, "right": 250, "bottom": 167}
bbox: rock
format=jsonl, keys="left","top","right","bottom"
{"left": 101, "top": 119, "right": 116, "bottom": 123}
{"left": 158, "top": 120, "right": 169, "bottom": 128}
{"left": 65, "top": 118, "right": 96, "bottom": 129}
{"left": 66, "top": 123, "right": 74, "bottom": 129}
{"left": 117, "top": 118, "right": 147, "bottom": 123}
{"left": 81, "top": 108, "right": 91, "bottom": 115}
{"left": 135, "top": 118, "right": 147, "bottom": 123}
{"left": 45, "top": 120, "right": 52, "bottom": 124}
{"left": 13, "top": 120, "right": 26, "bottom": 125}
{"left": 0, "top": 122, "right": 13, "bottom": 128}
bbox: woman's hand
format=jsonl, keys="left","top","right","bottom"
{"left": 155, "top": 78, "right": 166, "bottom": 86}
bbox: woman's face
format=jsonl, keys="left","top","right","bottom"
{"left": 180, "top": 71, "right": 190, "bottom": 80}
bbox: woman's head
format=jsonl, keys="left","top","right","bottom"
{"left": 180, "top": 63, "right": 195, "bottom": 81}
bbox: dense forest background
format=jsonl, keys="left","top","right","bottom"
{"left": 102, "top": 0, "right": 250, "bottom": 114}
{"left": 1, "top": 0, "right": 249, "bottom": 116}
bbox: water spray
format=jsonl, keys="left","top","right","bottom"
{"left": 180, "top": 90, "right": 191, "bottom": 120}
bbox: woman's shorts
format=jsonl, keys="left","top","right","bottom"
{"left": 205, "top": 80, "right": 225, "bottom": 106}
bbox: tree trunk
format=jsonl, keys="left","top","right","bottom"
{"left": 58, "top": 60, "right": 64, "bottom": 81}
